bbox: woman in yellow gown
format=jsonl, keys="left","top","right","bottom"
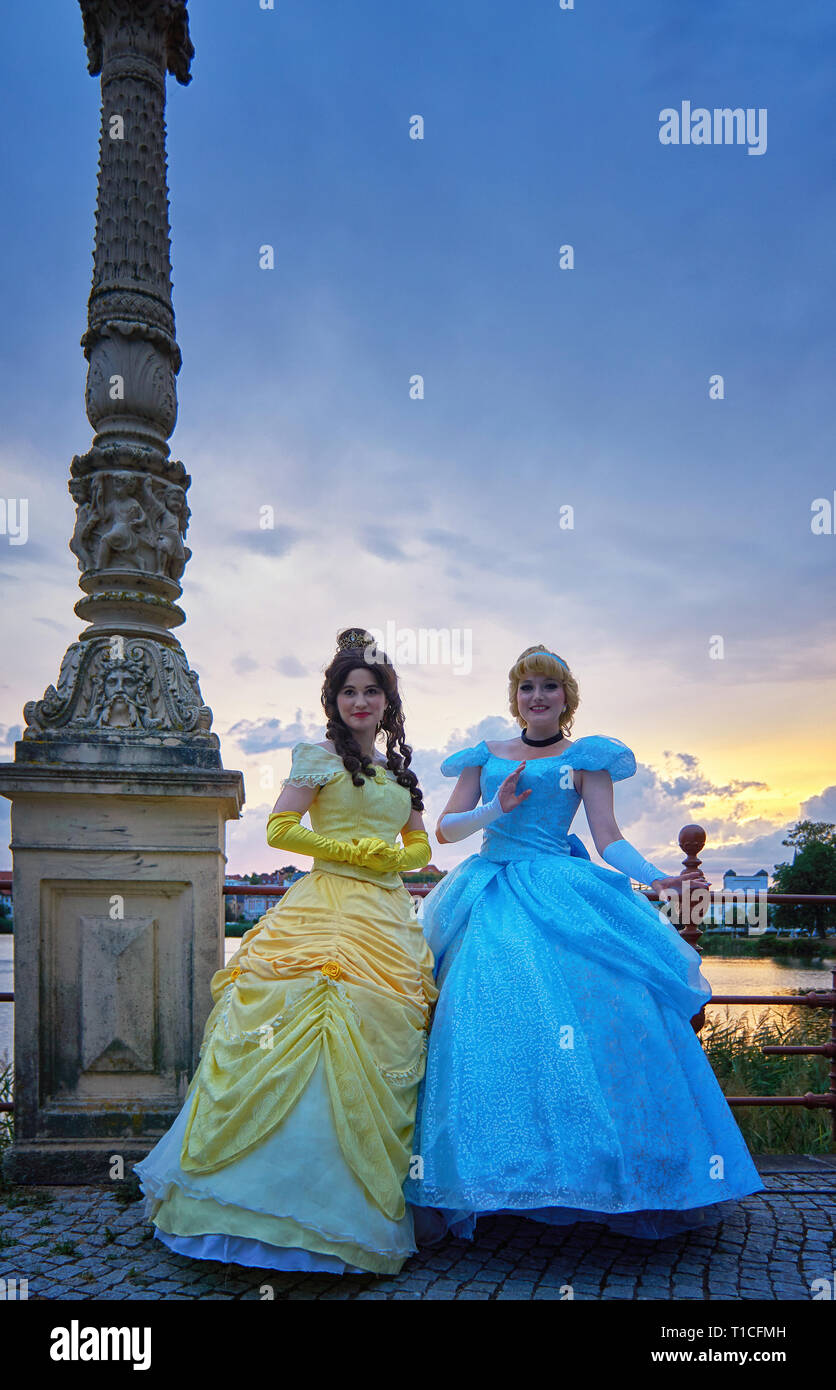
{"left": 134, "top": 629, "right": 437, "bottom": 1275}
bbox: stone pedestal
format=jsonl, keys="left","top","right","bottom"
{"left": 0, "top": 760, "right": 243, "bottom": 1184}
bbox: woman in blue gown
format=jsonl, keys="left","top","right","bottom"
{"left": 405, "top": 645, "right": 763, "bottom": 1241}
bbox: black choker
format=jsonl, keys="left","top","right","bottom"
{"left": 521, "top": 729, "right": 564, "bottom": 747}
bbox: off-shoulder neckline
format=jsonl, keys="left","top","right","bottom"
{"left": 481, "top": 736, "right": 587, "bottom": 764}
{"left": 310, "top": 741, "right": 391, "bottom": 771}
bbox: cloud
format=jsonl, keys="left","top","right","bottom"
{"left": 0, "top": 540, "right": 55, "bottom": 575}
{"left": 657, "top": 751, "right": 767, "bottom": 804}
{"left": 275, "top": 655, "right": 310, "bottom": 678}
{"left": 600, "top": 752, "right": 826, "bottom": 883}
{"left": 227, "top": 526, "right": 300, "bottom": 558}
{"left": 231, "top": 653, "right": 259, "bottom": 676}
{"left": 357, "top": 535, "right": 410, "bottom": 563}
{"left": 33, "top": 616, "right": 72, "bottom": 633}
{"left": 419, "top": 528, "right": 543, "bottom": 585}
{"left": 224, "top": 709, "right": 324, "bottom": 754}
{"left": 800, "top": 785, "right": 836, "bottom": 823}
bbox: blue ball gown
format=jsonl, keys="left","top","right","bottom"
{"left": 404, "top": 735, "right": 764, "bottom": 1241}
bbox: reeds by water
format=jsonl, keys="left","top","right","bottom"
{"left": 701, "top": 1003, "right": 832, "bottom": 1153}
{"left": 700, "top": 933, "right": 836, "bottom": 959}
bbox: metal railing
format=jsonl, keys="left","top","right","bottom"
{"left": 1, "top": 824, "right": 835, "bottom": 1137}
{"left": 641, "top": 825, "right": 836, "bottom": 1141}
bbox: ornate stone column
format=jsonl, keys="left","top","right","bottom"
{"left": 0, "top": 0, "right": 245, "bottom": 1183}
{"left": 22, "top": 0, "right": 212, "bottom": 761}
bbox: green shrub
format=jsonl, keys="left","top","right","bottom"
{"left": 699, "top": 933, "right": 836, "bottom": 958}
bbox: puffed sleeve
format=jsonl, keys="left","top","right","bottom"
{"left": 440, "top": 742, "right": 490, "bottom": 777}
{"left": 281, "top": 743, "right": 344, "bottom": 789}
{"left": 567, "top": 735, "right": 637, "bottom": 782}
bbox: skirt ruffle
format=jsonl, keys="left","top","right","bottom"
{"left": 136, "top": 1056, "right": 415, "bottom": 1274}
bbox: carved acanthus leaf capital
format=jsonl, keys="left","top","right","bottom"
{"left": 80, "top": 0, "right": 194, "bottom": 85}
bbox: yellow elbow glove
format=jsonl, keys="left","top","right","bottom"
{"left": 396, "top": 829, "right": 432, "bottom": 872}
{"left": 266, "top": 811, "right": 386, "bottom": 867}
{"left": 266, "top": 814, "right": 430, "bottom": 874}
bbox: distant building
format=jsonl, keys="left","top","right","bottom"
{"left": 402, "top": 863, "right": 446, "bottom": 885}
{"left": 225, "top": 868, "right": 290, "bottom": 921}
{"left": 0, "top": 870, "right": 11, "bottom": 914}
{"left": 704, "top": 869, "right": 770, "bottom": 928}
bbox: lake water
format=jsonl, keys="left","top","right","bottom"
{"left": 702, "top": 955, "right": 836, "bottom": 1029}
{"left": 1, "top": 933, "right": 833, "bottom": 1066}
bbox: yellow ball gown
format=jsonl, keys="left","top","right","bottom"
{"left": 134, "top": 743, "right": 437, "bottom": 1274}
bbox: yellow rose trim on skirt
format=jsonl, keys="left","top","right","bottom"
{"left": 320, "top": 960, "right": 342, "bottom": 980}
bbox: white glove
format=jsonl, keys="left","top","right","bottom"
{"left": 439, "top": 791, "right": 503, "bottom": 843}
{"left": 602, "top": 837, "right": 667, "bottom": 886}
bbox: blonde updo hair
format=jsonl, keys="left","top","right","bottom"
{"left": 508, "top": 646, "right": 580, "bottom": 737}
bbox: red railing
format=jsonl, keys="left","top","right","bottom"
{"left": 1, "top": 825, "right": 835, "bottom": 1138}
{"left": 640, "top": 825, "right": 836, "bottom": 1141}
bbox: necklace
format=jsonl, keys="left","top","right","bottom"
{"left": 521, "top": 728, "right": 564, "bottom": 747}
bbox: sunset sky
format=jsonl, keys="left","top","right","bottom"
{"left": 1, "top": 1, "right": 834, "bottom": 885}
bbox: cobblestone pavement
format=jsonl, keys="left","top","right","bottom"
{"left": 1, "top": 1158, "right": 833, "bottom": 1301}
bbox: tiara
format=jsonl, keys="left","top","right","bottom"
{"left": 337, "top": 628, "right": 376, "bottom": 652}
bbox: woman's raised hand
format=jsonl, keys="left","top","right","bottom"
{"left": 497, "top": 761, "right": 533, "bottom": 814}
